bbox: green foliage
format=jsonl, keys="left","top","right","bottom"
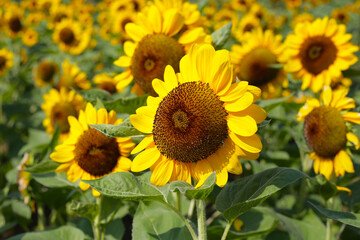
{"left": 215, "top": 168, "right": 307, "bottom": 221}
{"left": 90, "top": 118, "right": 144, "bottom": 138}
{"left": 7, "top": 226, "right": 85, "bottom": 240}
{"left": 211, "top": 22, "right": 232, "bottom": 50}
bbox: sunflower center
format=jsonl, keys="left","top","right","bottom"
{"left": 0, "top": 56, "right": 6, "bottom": 70}
{"left": 9, "top": 16, "right": 22, "bottom": 33}
{"left": 120, "top": 18, "right": 132, "bottom": 32}
{"left": 75, "top": 128, "right": 120, "bottom": 177}
{"left": 99, "top": 82, "right": 117, "bottom": 94}
{"left": 238, "top": 47, "right": 279, "bottom": 87}
{"left": 303, "top": 106, "right": 347, "bottom": 158}
{"left": 300, "top": 36, "right": 338, "bottom": 75}
{"left": 59, "top": 27, "right": 75, "bottom": 45}
{"left": 153, "top": 82, "right": 228, "bottom": 163}
{"left": 51, "top": 102, "right": 77, "bottom": 133}
{"left": 131, "top": 34, "right": 185, "bottom": 96}
{"left": 38, "top": 62, "right": 56, "bottom": 82}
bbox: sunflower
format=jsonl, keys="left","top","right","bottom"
{"left": 50, "top": 103, "right": 135, "bottom": 197}
{"left": 33, "top": 60, "right": 59, "bottom": 87}
{"left": 291, "top": 13, "right": 314, "bottom": 28}
{"left": 58, "top": 59, "right": 91, "bottom": 90}
{"left": 297, "top": 86, "right": 360, "bottom": 180}
{"left": 4, "top": 4, "right": 25, "bottom": 37}
{"left": 213, "top": 8, "right": 239, "bottom": 34}
{"left": 113, "top": 3, "right": 211, "bottom": 96}
{"left": 22, "top": 28, "right": 38, "bottom": 47}
{"left": 52, "top": 19, "right": 91, "bottom": 55}
{"left": 331, "top": 8, "right": 350, "bottom": 24}
{"left": 230, "top": 0, "right": 254, "bottom": 12}
{"left": 41, "top": 88, "right": 86, "bottom": 141}
{"left": 284, "top": 17, "right": 359, "bottom": 93}
{"left": 231, "top": 28, "right": 287, "bottom": 99}
{"left": 93, "top": 73, "right": 118, "bottom": 94}
{"left": 233, "top": 14, "right": 261, "bottom": 42}
{"left": 130, "top": 44, "right": 266, "bottom": 187}
{"left": 0, "top": 48, "right": 14, "bottom": 76}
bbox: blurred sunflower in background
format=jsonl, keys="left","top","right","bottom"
{"left": 50, "top": 103, "right": 135, "bottom": 197}
{"left": 233, "top": 14, "right": 261, "bottom": 42}
{"left": 284, "top": 17, "right": 359, "bottom": 93}
{"left": 130, "top": 44, "right": 265, "bottom": 187}
{"left": 297, "top": 86, "right": 360, "bottom": 180}
{"left": 93, "top": 72, "right": 119, "bottom": 94}
{"left": 58, "top": 59, "right": 91, "bottom": 90}
{"left": 231, "top": 28, "right": 287, "bottom": 99}
{"left": 41, "top": 88, "right": 86, "bottom": 141}
{"left": 4, "top": 3, "right": 25, "bottom": 38}
{"left": 33, "top": 60, "right": 59, "bottom": 87}
{"left": 113, "top": 1, "right": 211, "bottom": 96}
{"left": 52, "top": 19, "right": 91, "bottom": 55}
{"left": 0, "top": 48, "right": 14, "bottom": 76}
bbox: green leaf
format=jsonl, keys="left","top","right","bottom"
{"left": 104, "top": 218, "right": 125, "bottom": 240}
{"left": 197, "top": 0, "right": 209, "bottom": 10}
{"left": 19, "top": 129, "right": 50, "bottom": 155}
{"left": 343, "top": 68, "right": 360, "bottom": 78}
{"left": 170, "top": 172, "right": 215, "bottom": 199}
{"left": 7, "top": 225, "right": 85, "bottom": 240}
{"left": 308, "top": 175, "right": 339, "bottom": 201}
{"left": 25, "top": 161, "right": 60, "bottom": 174}
{"left": 309, "top": 201, "right": 360, "bottom": 228}
{"left": 83, "top": 172, "right": 167, "bottom": 202}
{"left": 215, "top": 168, "right": 307, "bottom": 221}
{"left": 32, "top": 172, "right": 77, "bottom": 188}
{"left": 103, "top": 95, "right": 148, "bottom": 114}
{"left": 257, "top": 95, "right": 292, "bottom": 113}
{"left": 76, "top": 88, "right": 113, "bottom": 103}
{"left": 211, "top": 22, "right": 232, "bottom": 50}
{"left": 90, "top": 118, "right": 144, "bottom": 138}
{"left": 11, "top": 200, "right": 31, "bottom": 228}
{"left": 132, "top": 201, "right": 192, "bottom": 240}
{"left": 207, "top": 207, "right": 278, "bottom": 240}
{"left": 275, "top": 209, "right": 326, "bottom": 240}
{"left": 70, "top": 201, "right": 99, "bottom": 222}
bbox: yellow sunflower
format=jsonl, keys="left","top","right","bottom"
{"left": 93, "top": 72, "right": 119, "bottom": 94}
{"left": 41, "top": 88, "right": 86, "bottom": 141}
{"left": 130, "top": 44, "right": 266, "bottom": 187}
{"left": 291, "top": 13, "right": 314, "bottom": 28}
{"left": 4, "top": 4, "right": 25, "bottom": 37}
{"left": 331, "top": 8, "right": 350, "bottom": 24}
{"left": 0, "top": 48, "right": 14, "bottom": 76}
{"left": 52, "top": 19, "right": 91, "bottom": 55}
{"left": 113, "top": 3, "right": 211, "bottom": 96}
{"left": 22, "top": 28, "right": 39, "bottom": 47}
{"left": 33, "top": 60, "right": 59, "bottom": 87}
{"left": 297, "top": 86, "right": 360, "bottom": 180}
{"left": 230, "top": 0, "right": 254, "bottom": 12}
{"left": 284, "top": 17, "right": 359, "bottom": 93}
{"left": 231, "top": 28, "right": 287, "bottom": 99}
{"left": 58, "top": 59, "right": 91, "bottom": 90}
{"left": 233, "top": 14, "right": 261, "bottom": 42}
{"left": 50, "top": 103, "right": 135, "bottom": 197}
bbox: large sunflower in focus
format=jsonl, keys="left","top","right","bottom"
{"left": 50, "top": 103, "right": 135, "bottom": 197}
{"left": 113, "top": 3, "right": 211, "bottom": 96}
{"left": 231, "top": 28, "right": 287, "bottom": 99}
{"left": 297, "top": 86, "right": 360, "bottom": 179}
{"left": 41, "top": 88, "right": 86, "bottom": 141}
{"left": 284, "top": 17, "right": 358, "bottom": 93}
{"left": 130, "top": 44, "right": 266, "bottom": 187}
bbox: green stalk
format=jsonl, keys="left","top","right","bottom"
{"left": 165, "top": 202, "right": 198, "bottom": 240}
{"left": 221, "top": 219, "right": 234, "bottom": 240}
{"left": 93, "top": 196, "right": 102, "bottom": 240}
{"left": 196, "top": 199, "right": 207, "bottom": 240}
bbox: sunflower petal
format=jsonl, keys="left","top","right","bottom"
{"left": 131, "top": 147, "right": 160, "bottom": 172}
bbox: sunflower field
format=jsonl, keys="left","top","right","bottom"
{"left": 2, "top": 0, "right": 360, "bottom": 239}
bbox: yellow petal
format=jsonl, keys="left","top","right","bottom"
{"left": 148, "top": 5, "right": 162, "bottom": 33}
{"left": 163, "top": 65, "right": 178, "bottom": 92}
{"left": 150, "top": 158, "right": 174, "bottom": 186}
{"left": 334, "top": 150, "right": 354, "bottom": 177}
{"left": 162, "top": 9, "right": 184, "bottom": 36}
{"left": 227, "top": 114, "right": 257, "bottom": 137}
{"left": 125, "top": 23, "right": 147, "bottom": 42}
{"left": 229, "top": 132, "right": 262, "bottom": 153}
{"left": 129, "top": 112, "right": 153, "bottom": 134}
{"left": 224, "top": 92, "right": 254, "bottom": 112}
{"left": 336, "top": 186, "right": 352, "bottom": 196}
{"left": 152, "top": 78, "right": 169, "bottom": 98}
{"left": 131, "top": 147, "right": 161, "bottom": 172}
{"left": 79, "top": 181, "right": 90, "bottom": 191}
{"left": 321, "top": 85, "right": 332, "bottom": 106}
{"left": 342, "top": 112, "right": 360, "bottom": 124}
{"left": 131, "top": 135, "right": 154, "bottom": 154}
{"left": 114, "top": 56, "right": 131, "bottom": 67}
{"left": 50, "top": 151, "right": 74, "bottom": 163}
{"left": 347, "top": 132, "right": 359, "bottom": 150}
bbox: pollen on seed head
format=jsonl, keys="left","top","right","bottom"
{"left": 153, "top": 82, "right": 228, "bottom": 163}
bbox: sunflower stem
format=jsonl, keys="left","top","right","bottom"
{"left": 325, "top": 194, "right": 334, "bottom": 240}
{"left": 164, "top": 202, "right": 198, "bottom": 240}
{"left": 221, "top": 219, "right": 234, "bottom": 240}
{"left": 93, "top": 196, "right": 103, "bottom": 240}
{"left": 196, "top": 199, "right": 207, "bottom": 240}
